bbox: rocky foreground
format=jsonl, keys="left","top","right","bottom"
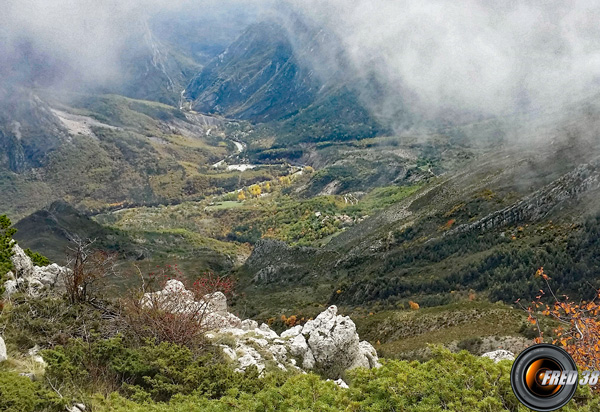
{"left": 144, "top": 279, "right": 381, "bottom": 379}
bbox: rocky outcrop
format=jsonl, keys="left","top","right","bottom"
{"left": 141, "top": 280, "right": 242, "bottom": 329}
{"left": 3, "top": 242, "right": 69, "bottom": 298}
{"left": 481, "top": 349, "right": 515, "bottom": 363}
{"left": 0, "top": 335, "right": 6, "bottom": 362}
{"left": 448, "top": 162, "right": 600, "bottom": 236}
{"left": 283, "top": 305, "right": 381, "bottom": 376}
{"left": 145, "top": 281, "right": 380, "bottom": 378}
{"left": 245, "top": 239, "right": 320, "bottom": 284}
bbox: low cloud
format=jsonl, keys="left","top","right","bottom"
{"left": 285, "top": 0, "right": 600, "bottom": 123}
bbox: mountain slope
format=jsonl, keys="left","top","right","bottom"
{"left": 235, "top": 99, "right": 600, "bottom": 316}
{"left": 184, "top": 22, "right": 320, "bottom": 122}
{"left": 13, "top": 200, "right": 136, "bottom": 263}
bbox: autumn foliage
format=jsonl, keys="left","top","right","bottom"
{"left": 523, "top": 267, "right": 600, "bottom": 383}
{"left": 122, "top": 264, "right": 234, "bottom": 348}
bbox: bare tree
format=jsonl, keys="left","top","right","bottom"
{"left": 121, "top": 265, "right": 234, "bottom": 348}
{"left": 63, "top": 237, "right": 118, "bottom": 304}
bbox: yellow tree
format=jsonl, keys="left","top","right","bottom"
{"left": 249, "top": 184, "right": 261, "bottom": 197}
{"left": 263, "top": 182, "right": 271, "bottom": 192}
{"left": 237, "top": 190, "right": 246, "bottom": 201}
{"left": 279, "top": 176, "right": 291, "bottom": 186}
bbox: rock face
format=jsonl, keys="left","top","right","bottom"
{"left": 288, "top": 305, "right": 381, "bottom": 376}
{"left": 3, "top": 242, "right": 69, "bottom": 298}
{"left": 0, "top": 336, "right": 6, "bottom": 362}
{"left": 144, "top": 282, "right": 380, "bottom": 378}
{"left": 481, "top": 349, "right": 515, "bottom": 363}
{"left": 141, "top": 280, "right": 242, "bottom": 329}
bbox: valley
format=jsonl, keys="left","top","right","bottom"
{"left": 2, "top": 4, "right": 600, "bottom": 410}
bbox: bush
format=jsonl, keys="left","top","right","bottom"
{"left": 42, "top": 337, "right": 285, "bottom": 403}
{"left": 0, "top": 371, "right": 66, "bottom": 412}
{"left": 0, "top": 215, "right": 16, "bottom": 297}
{"left": 23, "top": 248, "right": 51, "bottom": 267}
{"left": 122, "top": 266, "right": 233, "bottom": 348}
{"left": 55, "top": 348, "right": 600, "bottom": 411}
{"left": 0, "top": 297, "right": 114, "bottom": 350}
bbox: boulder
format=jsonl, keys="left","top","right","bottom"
{"left": 215, "top": 305, "right": 380, "bottom": 378}
{"left": 204, "top": 292, "right": 228, "bottom": 315}
{"left": 299, "top": 305, "right": 375, "bottom": 377}
{"left": 4, "top": 243, "right": 69, "bottom": 298}
{"left": 241, "top": 319, "right": 258, "bottom": 331}
{"left": 0, "top": 336, "right": 6, "bottom": 362}
{"left": 482, "top": 349, "right": 515, "bottom": 362}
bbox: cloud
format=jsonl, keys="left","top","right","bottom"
{"left": 284, "top": 0, "right": 600, "bottom": 122}
{"left": 2, "top": 0, "right": 599, "bottom": 126}
{"left": 0, "top": 0, "right": 272, "bottom": 88}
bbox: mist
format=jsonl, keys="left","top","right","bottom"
{"left": 2, "top": 0, "right": 600, "bottom": 127}
{"left": 0, "top": 0, "right": 274, "bottom": 89}
{"left": 284, "top": 0, "right": 600, "bottom": 124}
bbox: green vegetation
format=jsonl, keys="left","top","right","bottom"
{"left": 0, "top": 215, "right": 16, "bottom": 296}
{"left": 0, "top": 371, "right": 66, "bottom": 412}
{"left": 6, "top": 346, "right": 600, "bottom": 411}
{"left": 23, "top": 249, "right": 50, "bottom": 267}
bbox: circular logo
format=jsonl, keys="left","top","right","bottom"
{"left": 511, "top": 344, "right": 578, "bottom": 411}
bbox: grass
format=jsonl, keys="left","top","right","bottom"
{"left": 205, "top": 201, "right": 246, "bottom": 211}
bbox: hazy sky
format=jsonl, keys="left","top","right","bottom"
{"left": 3, "top": 0, "right": 600, "bottom": 121}
{"left": 286, "top": 0, "right": 600, "bottom": 120}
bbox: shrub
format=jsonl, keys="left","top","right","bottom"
{"left": 23, "top": 248, "right": 51, "bottom": 267}
{"left": 524, "top": 267, "right": 600, "bottom": 387}
{"left": 85, "top": 348, "right": 600, "bottom": 411}
{"left": 122, "top": 266, "right": 234, "bottom": 348}
{"left": 0, "top": 371, "right": 66, "bottom": 412}
{"left": 63, "top": 239, "right": 118, "bottom": 304}
{"left": 0, "top": 215, "right": 16, "bottom": 296}
{"left": 42, "top": 338, "right": 284, "bottom": 403}
{"left": 0, "top": 297, "right": 115, "bottom": 350}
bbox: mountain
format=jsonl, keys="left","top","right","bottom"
{"left": 13, "top": 200, "right": 135, "bottom": 264}
{"left": 184, "top": 22, "right": 320, "bottom": 122}
{"left": 0, "top": 85, "right": 68, "bottom": 173}
{"left": 234, "top": 97, "right": 600, "bottom": 317}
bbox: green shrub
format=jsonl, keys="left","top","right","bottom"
{"left": 43, "top": 337, "right": 289, "bottom": 402}
{"left": 0, "top": 215, "right": 16, "bottom": 296}
{"left": 23, "top": 248, "right": 51, "bottom": 267}
{"left": 0, "top": 297, "right": 110, "bottom": 350}
{"left": 80, "top": 348, "right": 600, "bottom": 411}
{"left": 0, "top": 371, "right": 66, "bottom": 412}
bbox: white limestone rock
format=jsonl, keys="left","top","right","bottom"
{"left": 256, "top": 323, "right": 279, "bottom": 339}
{"left": 235, "top": 343, "right": 265, "bottom": 373}
{"left": 482, "top": 349, "right": 515, "bottom": 363}
{"left": 280, "top": 325, "right": 302, "bottom": 338}
{"left": 139, "top": 283, "right": 380, "bottom": 378}
{"left": 220, "top": 345, "right": 237, "bottom": 360}
{"left": 241, "top": 319, "right": 258, "bottom": 331}
{"left": 327, "top": 378, "right": 349, "bottom": 389}
{"left": 204, "top": 292, "right": 228, "bottom": 315}
{"left": 289, "top": 334, "right": 309, "bottom": 358}
{"left": 300, "top": 305, "right": 375, "bottom": 377}
{"left": 358, "top": 341, "right": 381, "bottom": 369}
{"left": 0, "top": 336, "right": 6, "bottom": 362}
{"left": 4, "top": 243, "right": 69, "bottom": 298}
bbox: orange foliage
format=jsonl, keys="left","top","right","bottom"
{"left": 409, "top": 301, "right": 420, "bottom": 310}
{"left": 523, "top": 267, "right": 600, "bottom": 383}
